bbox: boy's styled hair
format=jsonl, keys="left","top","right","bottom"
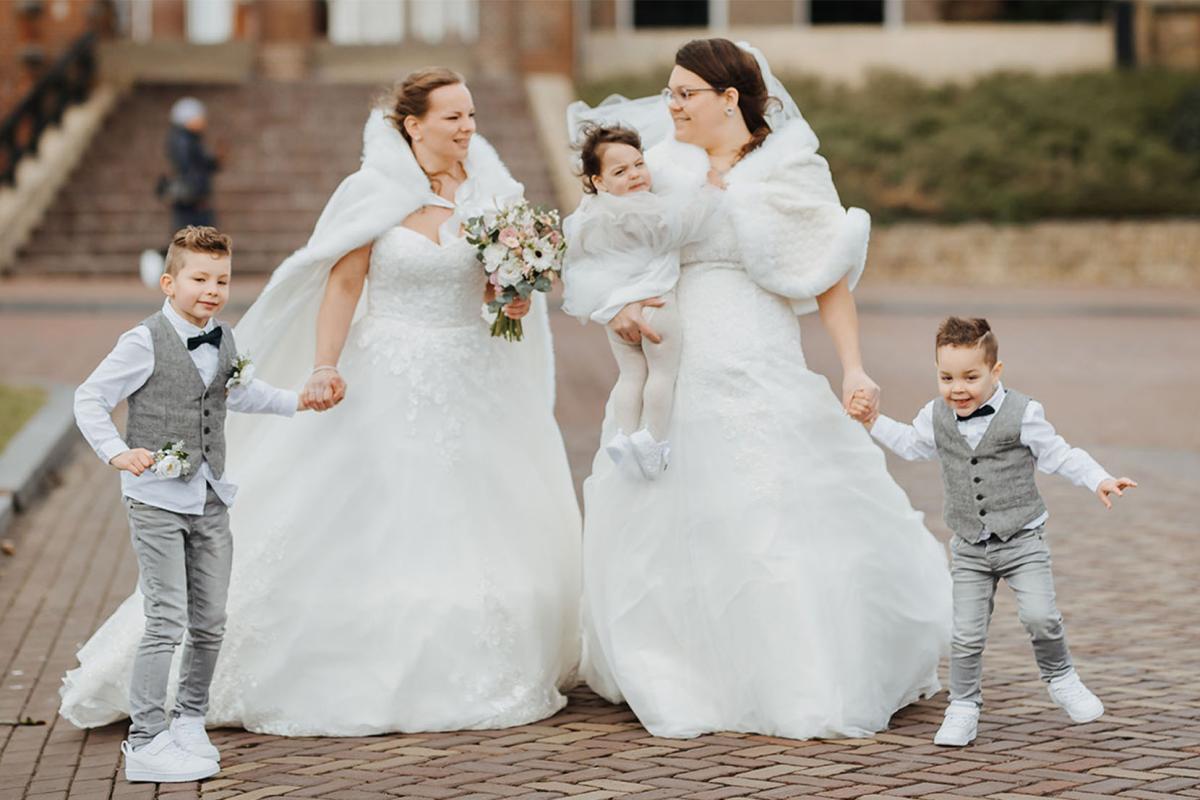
{"left": 576, "top": 123, "right": 643, "bottom": 195}
{"left": 164, "top": 226, "right": 233, "bottom": 276}
{"left": 936, "top": 316, "right": 999, "bottom": 366}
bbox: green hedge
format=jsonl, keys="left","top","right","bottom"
{"left": 578, "top": 70, "right": 1200, "bottom": 223}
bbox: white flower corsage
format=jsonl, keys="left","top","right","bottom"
{"left": 152, "top": 441, "right": 192, "bottom": 479}
{"left": 226, "top": 354, "right": 255, "bottom": 390}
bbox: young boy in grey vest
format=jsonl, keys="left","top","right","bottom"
{"left": 74, "top": 226, "right": 317, "bottom": 782}
{"left": 849, "top": 317, "right": 1136, "bottom": 747}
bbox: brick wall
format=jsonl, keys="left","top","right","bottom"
{"left": 0, "top": 0, "right": 107, "bottom": 121}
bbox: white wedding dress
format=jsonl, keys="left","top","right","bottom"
{"left": 60, "top": 221, "right": 582, "bottom": 736}
{"left": 580, "top": 192, "right": 952, "bottom": 740}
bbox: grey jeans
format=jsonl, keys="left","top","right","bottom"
{"left": 126, "top": 486, "right": 232, "bottom": 747}
{"left": 949, "top": 526, "right": 1073, "bottom": 707}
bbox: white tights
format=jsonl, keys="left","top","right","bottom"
{"left": 606, "top": 292, "right": 682, "bottom": 441}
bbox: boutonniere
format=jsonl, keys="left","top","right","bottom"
{"left": 226, "top": 354, "right": 255, "bottom": 390}
{"left": 152, "top": 441, "right": 192, "bottom": 479}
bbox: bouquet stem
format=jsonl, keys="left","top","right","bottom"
{"left": 491, "top": 311, "right": 524, "bottom": 342}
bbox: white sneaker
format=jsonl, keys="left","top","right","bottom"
{"left": 122, "top": 730, "right": 219, "bottom": 783}
{"left": 170, "top": 714, "right": 220, "bottom": 761}
{"left": 629, "top": 429, "right": 670, "bottom": 480}
{"left": 933, "top": 700, "right": 979, "bottom": 746}
{"left": 1048, "top": 670, "right": 1104, "bottom": 723}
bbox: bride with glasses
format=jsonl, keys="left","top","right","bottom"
{"left": 569, "top": 39, "right": 952, "bottom": 740}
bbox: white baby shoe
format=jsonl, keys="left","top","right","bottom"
{"left": 122, "top": 730, "right": 219, "bottom": 783}
{"left": 933, "top": 700, "right": 979, "bottom": 746}
{"left": 630, "top": 429, "right": 670, "bottom": 480}
{"left": 1048, "top": 670, "right": 1104, "bottom": 723}
{"left": 604, "top": 430, "right": 643, "bottom": 479}
{"left": 170, "top": 714, "right": 221, "bottom": 761}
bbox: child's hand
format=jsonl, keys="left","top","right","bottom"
{"left": 847, "top": 389, "right": 878, "bottom": 428}
{"left": 302, "top": 369, "right": 345, "bottom": 412}
{"left": 706, "top": 168, "right": 726, "bottom": 189}
{"left": 298, "top": 387, "right": 344, "bottom": 412}
{"left": 1096, "top": 477, "right": 1137, "bottom": 509}
{"left": 110, "top": 448, "right": 155, "bottom": 476}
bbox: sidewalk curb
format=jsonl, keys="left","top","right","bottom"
{"left": 0, "top": 384, "right": 79, "bottom": 538}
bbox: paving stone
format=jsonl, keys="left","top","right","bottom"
{"left": 0, "top": 99, "right": 1196, "bottom": 800}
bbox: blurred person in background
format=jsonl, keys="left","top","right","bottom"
{"left": 143, "top": 98, "right": 223, "bottom": 285}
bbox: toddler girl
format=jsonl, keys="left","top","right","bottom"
{"left": 563, "top": 124, "right": 720, "bottom": 479}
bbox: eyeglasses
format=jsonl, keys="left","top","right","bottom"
{"left": 661, "top": 86, "right": 721, "bottom": 105}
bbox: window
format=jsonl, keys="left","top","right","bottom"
{"left": 633, "top": 0, "right": 708, "bottom": 28}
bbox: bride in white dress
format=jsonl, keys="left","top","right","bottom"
{"left": 570, "top": 40, "right": 951, "bottom": 739}
{"left": 60, "top": 69, "right": 582, "bottom": 736}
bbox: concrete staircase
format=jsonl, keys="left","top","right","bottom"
{"left": 11, "top": 78, "right": 556, "bottom": 276}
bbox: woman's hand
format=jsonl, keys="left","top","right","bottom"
{"left": 842, "top": 369, "right": 880, "bottom": 418}
{"left": 503, "top": 297, "right": 532, "bottom": 319}
{"left": 608, "top": 298, "right": 665, "bottom": 345}
{"left": 301, "top": 368, "right": 346, "bottom": 412}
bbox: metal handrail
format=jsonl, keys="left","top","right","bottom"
{"left": 0, "top": 32, "right": 97, "bottom": 186}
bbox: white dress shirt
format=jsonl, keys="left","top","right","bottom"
{"left": 871, "top": 384, "right": 1112, "bottom": 534}
{"left": 74, "top": 299, "right": 298, "bottom": 514}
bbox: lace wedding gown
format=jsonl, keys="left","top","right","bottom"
{"left": 61, "top": 224, "right": 582, "bottom": 736}
{"left": 580, "top": 199, "right": 952, "bottom": 739}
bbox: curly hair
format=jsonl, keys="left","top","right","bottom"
{"left": 575, "top": 123, "right": 643, "bottom": 194}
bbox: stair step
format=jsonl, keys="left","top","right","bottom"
{"left": 12, "top": 77, "right": 558, "bottom": 275}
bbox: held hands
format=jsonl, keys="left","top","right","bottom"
{"left": 1096, "top": 477, "right": 1137, "bottom": 509}
{"left": 842, "top": 370, "right": 880, "bottom": 424}
{"left": 847, "top": 389, "right": 878, "bottom": 428}
{"left": 608, "top": 298, "right": 665, "bottom": 345}
{"left": 110, "top": 448, "right": 156, "bottom": 476}
{"left": 301, "top": 367, "right": 346, "bottom": 412}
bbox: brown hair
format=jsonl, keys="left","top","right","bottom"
{"left": 164, "top": 226, "right": 232, "bottom": 276}
{"left": 936, "top": 316, "right": 999, "bottom": 367}
{"left": 383, "top": 66, "right": 465, "bottom": 145}
{"left": 576, "top": 123, "right": 643, "bottom": 194}
{"left": 674, "top": 37, "right": 778, "bottom": 161}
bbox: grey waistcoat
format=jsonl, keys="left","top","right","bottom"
{"left": 126, "top": 311, "right": 235, "bottom": 479}
{"left": 932, "top": 389, "right": 1047, "bottom": 541}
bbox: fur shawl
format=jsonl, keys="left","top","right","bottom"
{"left": 647, "top": 118, "right": 869, "bottom": 315}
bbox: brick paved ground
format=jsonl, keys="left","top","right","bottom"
{"left": 1, "top": 278, "right": 1197, "bottom": 800}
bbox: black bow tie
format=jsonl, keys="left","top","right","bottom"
{"left": 957, "top": 404, "right": 995, "bottom": 422}
{"left": 186, "top": 326, "right": 222, "bottom": 351}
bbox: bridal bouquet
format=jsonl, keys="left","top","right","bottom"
{"left": 464, "top": 201, "right": 565, "bottom": 342}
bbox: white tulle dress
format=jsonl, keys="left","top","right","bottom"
{"left": 579, "top": 121, "right": 953, "bottom": 740}
{"left": 60, "top": 217, "right": 582, "bottom": 736}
